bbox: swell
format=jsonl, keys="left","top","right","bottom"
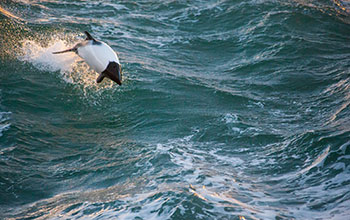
{"left": 5, "top": 123, "right": 348, "bottom": 219}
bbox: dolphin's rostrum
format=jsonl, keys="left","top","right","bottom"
{"left": 53, "top": 31, "right": 122, "bottom": 85}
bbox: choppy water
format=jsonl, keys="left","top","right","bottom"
{"left": 1, "top": 0, "right": 350, "bottom": 219}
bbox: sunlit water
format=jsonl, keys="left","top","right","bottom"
{"left": 1, "top": 1, "right": 350, "bottom": 219}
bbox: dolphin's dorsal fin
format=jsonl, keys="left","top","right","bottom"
{"left": 84, "top": 31, "right": 96, "bottom": 41}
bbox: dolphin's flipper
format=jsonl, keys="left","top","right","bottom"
{"left": 52, "top": 48, "right": 76, "bottom": 54}
{"left": 96, "top": 73, "right": 105, "bottom": 83}
{"left": 84, "top": 31, "right": 96, "bottom": 41}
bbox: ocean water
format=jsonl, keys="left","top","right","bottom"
{"left": 0, "top": 0, "right": 350, "bottom": 219}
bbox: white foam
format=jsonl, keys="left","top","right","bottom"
{"left": 19, "top": 40, "right": 79, "bottom": 73}
{"left": 151, "top": 135, "right": 280, "bottom": 219}
{"left": 222, "top": 113, "right": 238, "bottom": 124}
{"left": 0, "top": 111, "right": 11, "bottom": 137}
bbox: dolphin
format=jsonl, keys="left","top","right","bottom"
{"left": 53, "top": 31, "right": 122, "bottom": 85}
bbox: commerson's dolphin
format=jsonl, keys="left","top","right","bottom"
{"left": 53, "top": 31, "right": 122, "bottom": 85}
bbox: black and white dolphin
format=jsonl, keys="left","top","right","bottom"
{"left": 53, "top": 31, "right": 122, "bottom": 85}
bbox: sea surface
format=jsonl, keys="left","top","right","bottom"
{"left": 1, "top": 0, "right": 350, "bottom": 219}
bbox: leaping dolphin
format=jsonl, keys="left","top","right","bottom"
{"left": 53, "top": 31, "right": 122, "bottom": 85}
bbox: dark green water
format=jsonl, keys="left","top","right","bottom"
{"left": 1, "top": 0, "right": 350, "bottom": 219}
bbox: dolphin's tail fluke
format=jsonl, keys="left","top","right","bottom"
{"left": 52, "top": 48, "right": 76, "bottom": 54}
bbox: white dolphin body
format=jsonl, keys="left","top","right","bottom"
{"left": 53, "top": 31, "right": 122, "bottom": 85}
{"left": 77, "top": 40, "right": 119, "bottom": 73}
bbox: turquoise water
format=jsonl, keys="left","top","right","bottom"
{"left": 1, "top": 0, "right": 350, "bottom": 219}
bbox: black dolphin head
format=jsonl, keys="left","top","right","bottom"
{"left": 97, "top": 61, "right": 122, "bottom": 85}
